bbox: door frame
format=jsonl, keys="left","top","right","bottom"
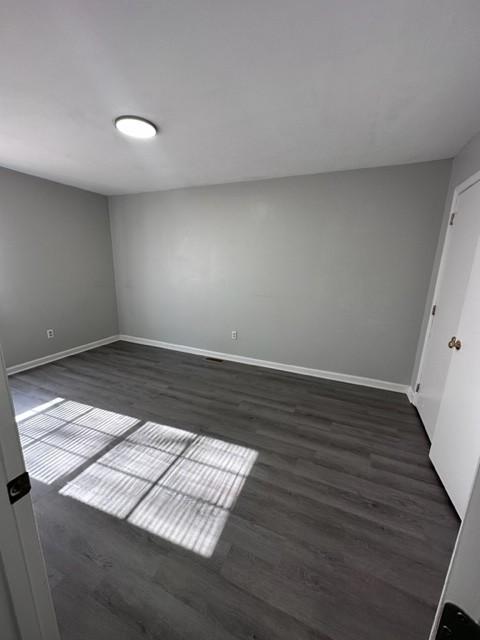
{"left": 429, "top": 459, "right": 480, "bottom": 639}
{"left": 412, "top": 167, "right": 480, "bottom": 409}
{"left": 0, "top": 347, "right": 60, "bottom": 639}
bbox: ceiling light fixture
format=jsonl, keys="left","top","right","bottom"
{"left": 114, "top": 115, "right": 158, "bottom": 139}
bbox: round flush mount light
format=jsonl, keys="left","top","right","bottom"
{"left": 114, "top": 115, "right": 158, "bottom": 139}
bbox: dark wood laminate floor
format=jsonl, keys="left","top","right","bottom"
{"left": 9, "top": 341, "right": 459, "bottom": 640}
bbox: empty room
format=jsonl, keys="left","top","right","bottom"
{"left": 2, "top": 2, "right": 480, "bottom": 639}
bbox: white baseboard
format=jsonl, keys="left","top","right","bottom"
{"left": 6, "top": 332, "right": 410, "bottom": 396}
{"left": 6, "top": 336, "right": 120, "bottom": 376}
{"left": 118, "top": 334, "right": 408, "bottom": 395}
{"left": 6, "top": 333, "right": 410, "bottom": 396}
{"left": 406, "top": 386, "right": 416, "bottom": 405}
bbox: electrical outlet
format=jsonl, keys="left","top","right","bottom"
{"left": 46, "top": 328, "right": 55, "bottom": 339}
{"left": 231, "top": 330, "right": 238, "bottom": 340}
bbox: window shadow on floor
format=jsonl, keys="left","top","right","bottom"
{"left": 16, "top": 398, "right": 257, "bottom": 557}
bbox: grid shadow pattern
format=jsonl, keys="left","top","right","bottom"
{"left": 17, "top": 399, "right": 257, "bottom": 557}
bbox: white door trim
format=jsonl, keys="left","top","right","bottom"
{"left": 412, "top": 168, "right": 480, "bottom": 407}
{"left": 0, "top": 348, "right": 60, "bottom": 639}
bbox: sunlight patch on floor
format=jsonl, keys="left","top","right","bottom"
{"left": 23, "top": 440, "right": 86, "bottom": 484}
{"left": 61, "top": 462, "right": 151, "bottom": 518}
{"left": 17, "top": 398, "right": 257, "bottom": 557}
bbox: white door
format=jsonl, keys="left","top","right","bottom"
{"left": 429, "top": 461, "right": 480, "bottom": 639}
{"left": 416, "top": 178, "right": 480, "bottom": 439}
{"left": 429, "top": 236, "right": 480, "bottom": 518}
{"left": 0, "top": 347, "right": 59, "bottom": 640}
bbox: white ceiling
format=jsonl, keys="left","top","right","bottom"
{"left": 1, "top": 1, "right": 480, "bottom": 195}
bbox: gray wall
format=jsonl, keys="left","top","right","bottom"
{"left": 110, "top": 161, "right": 451, "bottom": 385}
{"left": 0, "top": 167, "right": 118, "bottom": 368}
{"left": 411, "top": 130, "right": 480, "bottom": 386}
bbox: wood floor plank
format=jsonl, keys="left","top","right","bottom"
{"left": 9, "top": 341, "right": 459, "bottom": 640}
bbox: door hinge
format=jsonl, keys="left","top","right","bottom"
{"left": 7, "top": 471, "right": 31, "bottom": 505}
{"left": 416, "top": 383, "right": 421, "bottom": 393}
{"left": 432, "top": 304, "right": 437, "bottom": 316}
{"left": 449, "top": 212, "right": 456, "bottom": 226}
{"left": 436, "top": 602, "right": 480, "bottom": 638}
